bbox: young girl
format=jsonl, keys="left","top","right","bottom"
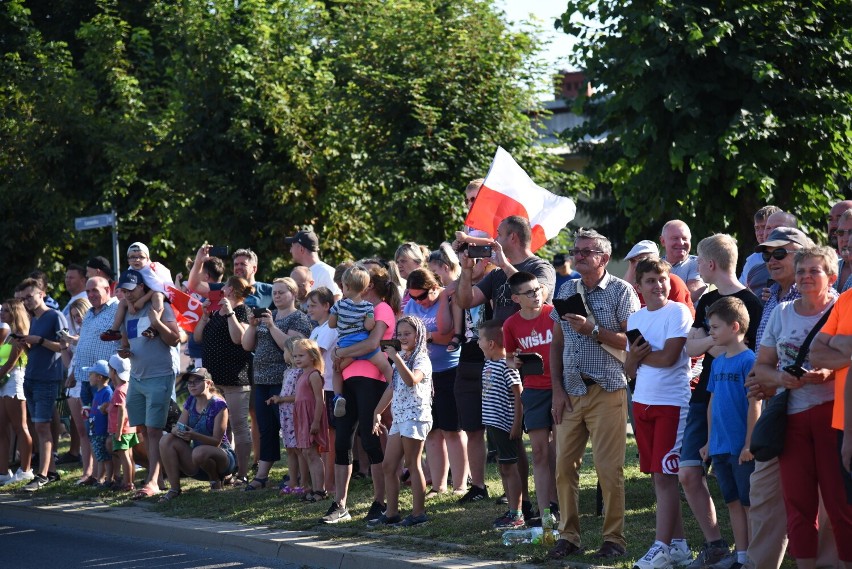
{"left": 0, "top": 299, "right": 33, "bottom": 485}
{"left": 292, "top": 338, "right": 329, "bottom": 502}
{"left": 370, "top": 316, "right": 432, "bottom": 527}
{"left": 266, "top": 337, "right": 304, "bottom": 495}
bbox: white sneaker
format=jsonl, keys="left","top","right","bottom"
{"left": 669, "top": 541, "right": 693, "bottom": 566}
{"left": 13, "top": 468, "right": 35, "bottom": 483}
{"left": 0, "top": 470, "right": 13, "bottom": 486}
{"left": 634, "top": 542, "right": 672, "bottom": 569}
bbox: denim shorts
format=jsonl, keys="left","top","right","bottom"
{"left": 126, "top": 374, "right": 175, "bottom": 429}
{"left": 711, "top": 452, "right": 755, "bottom": 505}
{"left": 23, "top": 380, "right": 61, "bottom": 423}
{"left": 521, "top": 388, "right": 553, "bottom": 432}
{"left": 679, "top": 402, "right": 709, "bottom": 468}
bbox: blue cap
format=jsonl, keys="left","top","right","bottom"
{"left": 117, "top": 269, "right": 143, "bottom": 290}
{"left": 82, "top": 359, "right": 111, "bottom": 378}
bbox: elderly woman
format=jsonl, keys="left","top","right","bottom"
{"left": 158, "top": 368, "right": 236, "bottom": 501}
{"left": 404, "top": 268, "right": 467, "bottom": 497}
{"left": 241, "top": 277, "right": 311, "bottom": 490}
{"left": 194, "top": 276, "right": 252, "bottom": 484}
{"left": 753, "top": 247, "right": 852, "bottom": 568}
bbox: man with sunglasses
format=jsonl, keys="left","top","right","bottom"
{"left": 547, "top": 228, "right": 640, "bottom": 560}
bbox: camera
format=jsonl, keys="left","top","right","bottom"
{"left": 467, "top": 245, "right": 493, "bottom": 258}
{"left": 208, "top": 245, "right": 229, "bottom": 258}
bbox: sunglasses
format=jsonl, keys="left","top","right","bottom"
{"left": 761, "top": 249, "right": 792, "bottom": 262}
{"left": 409, "top": 290, "right": 430, "bottom": 302}
{"left": 569, "top": 248, "right": 604, "bottom": 258}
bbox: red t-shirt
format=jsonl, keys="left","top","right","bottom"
{"left": 502, "top": 304, "right": 554, "bottom": 390}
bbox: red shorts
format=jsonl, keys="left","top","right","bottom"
{"left": 633, "top": 403, "right": 687, "bottom": 475}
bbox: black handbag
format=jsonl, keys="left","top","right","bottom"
{"left": 750, "top": 306, "right": 833, "bottom": 461}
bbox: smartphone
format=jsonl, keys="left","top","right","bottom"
{"left": 252, "top": 307, "right": 268, "bottom": 319}
{"left": 516, "top": 353, "right": 544, "bottom": 376}
{"left": 207, "top": 288, "right": 224, "bottom": 312}
{"left": 208, "top": 245, "right": 229, "bottom": 259}
{"left": 553, "top": 293, "right": 587, "bottom": 317}
{"left": 9, "top": 333, "right": 23, "bottom": 340}
{"left": 176, "top": 422, "right": 188, "bottom": 433}
{"left": 380, "top": 339, "right": 402, "bottom": 351}
{"left": 467, "top": 245, "right": 493, "bottom": 258}
{"left": 626, "top": 329, "right": 646, "bottom": 346}
{"left": 782, "top": 364, "right": 806, "bottom": 378}
{"left": 57, "top": 328, "right": 70, "bottom": 339}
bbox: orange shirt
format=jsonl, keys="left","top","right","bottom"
{"left": 820, "top": 289, "right": 852, "bottom": 430}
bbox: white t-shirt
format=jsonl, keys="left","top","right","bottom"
{"left": 310, "top": 320, "right": 339, "bottom": 391}
{"left": 627, "top": 301, "right": 692, "bottom": 407}
{"left": 310, "top": 261, "right": 342, "bottom": 297}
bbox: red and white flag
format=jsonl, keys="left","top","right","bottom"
{"left": 164, "top": 284, "right": 204, "bottom": 333}
{"left": 464, "top": 147, "right": 576, "bottom": 251}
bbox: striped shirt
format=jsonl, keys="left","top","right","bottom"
{"left": 72, "top": 298, "right": 120, "bottom": 382}
{"left": 330, "top": 298, "right": 374, "bottom": 340}
{"left": 481, "top": 358, "right": 521, "bottom": 432}
{"left": 550, "top": 272, "right": 640, "bottom": 396}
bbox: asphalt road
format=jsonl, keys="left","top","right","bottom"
{"left": 0, "top": 513, "right": 303, "bottom": 569}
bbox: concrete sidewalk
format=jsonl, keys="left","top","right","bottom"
{"left": 0, "top": 495, "right": 612, "bottom": 569}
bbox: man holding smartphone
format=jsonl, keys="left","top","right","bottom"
{"left": 188, "top": 246, "right": 272, "bottom": 309}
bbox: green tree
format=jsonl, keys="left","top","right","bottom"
{"left": 558, "top": 0, "right": 852, "bottom": 249}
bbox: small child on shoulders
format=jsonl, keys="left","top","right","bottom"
{"left": 83, "top": 360, "right": 114, "bottom": 486}
{"left": 101, "top": 242, "right": 173, "bottom": 341}
{"left": 700, "top": 297, "right": 758, "bottom": 569}
{"left": 329, "top": 264, "right": 393, "bottom": 417}
{"left": 478, "top": 319, "right": 524, "bottom": 529}
{"left": 107, "top": 354, "right": 139, "bottom": 492}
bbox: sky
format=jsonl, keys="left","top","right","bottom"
{"left": 498, "top": 0, "right": 578, "bottom": 79}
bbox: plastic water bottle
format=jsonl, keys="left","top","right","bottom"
{"left": 502, "top": 527, "right": 542, "bottom": 546}
{"left": 541, "top": 508, "right": 556, "bottom": 547}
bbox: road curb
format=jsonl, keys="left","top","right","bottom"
{"left": 0, "top": 496, "right": 619, "bottom": 569}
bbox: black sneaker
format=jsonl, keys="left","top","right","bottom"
{"left": 495, "top": 493, "right": 508, "bottom": 505}
{"left": 22, "top": 474, "right": 49, "bottom": 493}
{"left": 367, "top": 513, "right": 401, "bottom": 527}
{"left": 550, "top": 501, "right": 560, "bottom": 521}
{"left": 321, "top": 501, "right": 351, "bottom": 524}
{"left": 46, "top": 471, "right": 61, "bottom": 483}
{"left": 457, "top": 485, "right": 489, "bottom": 504}
{"left": 55, "top": 452, "right": 81, "bottom": 465}
{"left": 399, "top": 513, "right": 428, "bottom": 527}
{"left": 364, "top": 500, "right": 386, "bottom": 522}
{"left": 522, "top": 499, "right": 536, "bottom": 520}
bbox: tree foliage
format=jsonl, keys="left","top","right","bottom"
{"left": 0, "top": 0, "right": 567, "bottom": 295}
{"left": 558, "top": 0, "right": 852, "bottom": 250}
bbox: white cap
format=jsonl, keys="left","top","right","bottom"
{"left": 108, "top": 353, "right": 131, "bottom": 382}
{"left": 625, "top": 240, "right": 659, "bottom": 261}
{"left": 127, "top": 242, "right": 150, "bottom": 258}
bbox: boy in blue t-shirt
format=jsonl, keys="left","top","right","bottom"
{"left": 700, "top": 297, "right": 759, "bottom": 569}
{"left": 84, "top": 360, "right": 114, "bottom": 486}
{"left": 478, "top": 320, "right": 523, "bottom": 529}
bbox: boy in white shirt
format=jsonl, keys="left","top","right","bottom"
{"left": 625, "top": 259, "right": 693, "bottom": 569}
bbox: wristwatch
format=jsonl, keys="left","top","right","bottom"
{"left": 591, "top": 324, "right": 600, "bottom": 343}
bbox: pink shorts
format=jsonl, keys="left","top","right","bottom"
{"left": 633, "top": 403, "right": 687, "bottom": 475}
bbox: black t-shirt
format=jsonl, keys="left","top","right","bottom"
{"left": 690, "top": 288, "right": 763, "bottom": 404}
{"left": 475, "top": 256, "right": 556, "bottom": 323}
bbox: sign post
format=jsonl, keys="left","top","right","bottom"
{"left": 74, "top": 212, "right": 120, "bottom": 275}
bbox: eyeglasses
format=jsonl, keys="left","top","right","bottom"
{"left": 569, "top": 248, "right": 604, "bottom": 258}
{"left": 409, "top": 290, "right": 430, "bottom": 302}
{"left": 761, "top": 249, "right": 792, "bottom": 262}
{"left": 514, "top": 286, "right": 542, "bottom": 299}
{"left": 836, "top": 229, "right": 850, "bottom": 238}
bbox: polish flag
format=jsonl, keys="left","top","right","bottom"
{"left": 164, "top": 284, "right": 204, "bottom": 332}
{"left": 464, "top": 147, "right": 576, "bottom": 251}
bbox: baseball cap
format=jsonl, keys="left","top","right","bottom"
{"left": 82, "top": 359, "right": 111, "bottom": 378}
{"left": 625, "top": 240, "right": 660, "bottom": 261}
{"left": 127, "top": 242, "right": 150, "bottom": 258}
{"left": 117, "top": 269, "right": 143, "bottom": 290}
{"left": 180, "top": 367, "right": 212, "bottom": 383}
{"left": 756, "top": 227, "right": 813, "bottom": 251}
{"left": 108, "top": 354, "right": 131, "bottom": 382}
{"left": 284, "top": 230, "right": 319, "bottom": 252}
{"left": 86, "top": 256, "right": 114, "bottom": 280}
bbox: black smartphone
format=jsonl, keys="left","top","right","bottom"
{"left": 516, "top": 353, "right": 544, "bottom": 375}
{"left": 626, "top": 329, "right": 646, "bottom": 346}
{"left": 208, "top": 245, "right": 229, "bottom": 258}
{"left": 380, "top": 339, "right": 402, "bottom": 351}
{"left": 9, "top": 333, "right": 23, "bottom": 340}
{"left": 553, "top": 293, "right": 587, "bottom": 317}
{"left": 252, "top": 307, "right": 268, "bottom": 319}
{"left": 467, "top": 245, "right": 493, "bottom": 258}
{"left": 782, "top": 364, "right": 806, "bottom": 378}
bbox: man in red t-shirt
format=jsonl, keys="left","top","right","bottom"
{"left": 503, "top": 271, "right": 558, "bottom": 521}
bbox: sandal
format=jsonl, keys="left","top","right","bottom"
{"left": 231, "top": 476, "right": 249, "bottom": 488}
{"left": 547, "top": 539, "right": 583, "bottom": 560}
{"left": 244, "top": 477, "right": 268, "bottom": 491}
{"left": 301, "top": 490, "right": 328, "bottom": 503}
{"left": 131, "top": 486, "right": 159, "bottom": 500}
{"left": 280, "top": 485, "right": 293, "bottom": 495}
{"left": 210, "top": 479, "right": 224, "bottom": 491}
{"left": 425, "top": 487, "right": 446, "bottom": 499}
{"left": 100, "top": 329, "right": 122, "bottom": 342}
{"left": 76, "top": 476, "right": 98, "bottom": 486}
{"left": 158, "top": 488, "right": 182, "bottom": 502}
{"left": 141, "top": 327, "right": 159, "bottom": 339}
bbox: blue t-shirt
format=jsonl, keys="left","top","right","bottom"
{"left": 404, "top": 297, "right": 460, "bottom": 372}
{"left": 24, "top": 308, "right": 67, "bottom": 383}
{"left": 90, "top": 384, "right": 114, "bottom": 436}
{"left": 707, "top": 349, "right": 756, "bottom": 455}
